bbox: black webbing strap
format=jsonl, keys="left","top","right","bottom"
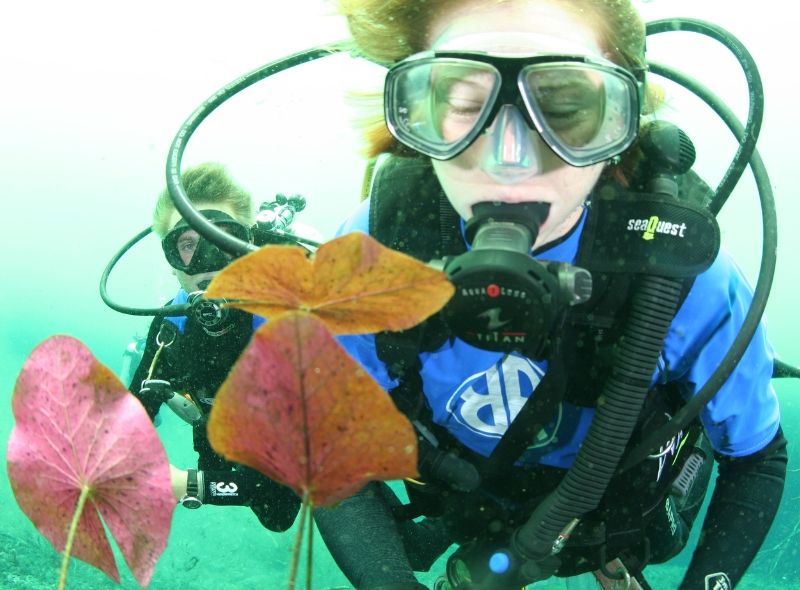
{"left": 482, "top": 353, "right": 569, "bottom": 478}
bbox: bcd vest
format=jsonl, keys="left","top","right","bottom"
{"left": 365, "top": 155, "right": 719, "bottom": 568}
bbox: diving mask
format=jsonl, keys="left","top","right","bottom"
{"left": 384, "top": 51, "right": 643, "bottom": 167}
{"left": 161, "top": 209, "right": 252, "bottom": 274}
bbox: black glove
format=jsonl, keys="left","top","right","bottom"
{"left": 138, "top": 379, "right": 174, "bottom": 404}
{"left": 417, "top": 437, "right": 481, "bottom": 492}
{"left": 515, "top": 555, "right": 561, "bottom": 586}
{"left": 446, "top": 541, "right": 560, "bottom": 590}
{"left": 248, "top": 476, "right": 301, "bottom": 532}
{"left": 139, "top": 378, "right": 203, "bottom": 425}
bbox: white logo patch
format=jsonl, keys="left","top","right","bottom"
{"left": 210, "top": 481, "right": 239, "bottom": 497}
{"left": 447, "top": 355, "right": 548, "bottom": 439}
{"left": 704, "top": 572, "right": 731, "bottom": 590}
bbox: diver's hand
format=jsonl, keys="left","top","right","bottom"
{"left": 417, "top": 438, "right": 480, "bottom": 492}
{"left": 139, "top": 379, "right": 174, "bottom": 404}
{"left": 514, "top": 555, "right": 561, "bottom": 586}
{"left": 447, "top": 542, "right": 559, "bottom": 590}
{"left": 591, "top": 560, "right": 645, "bottom": 590}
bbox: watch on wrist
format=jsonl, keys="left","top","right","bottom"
{"left": 180, "top": 468, "right": 203, "bottom": 509}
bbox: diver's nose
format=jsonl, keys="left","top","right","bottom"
{"left": 480, "top": 105, "right": 546, "bottom": 184}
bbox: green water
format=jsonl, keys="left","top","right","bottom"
{"left": 2, "top": 1, "right": 799, "bottom": 588}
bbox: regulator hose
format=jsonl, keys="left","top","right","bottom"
{"left": 511, "top": 275, "right": 684, "bottom": 562}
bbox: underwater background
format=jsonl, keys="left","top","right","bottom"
{"left": 1, "top": 0, "right": 798, "bottom": 588}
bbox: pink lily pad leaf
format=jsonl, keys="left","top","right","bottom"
{"left": 6, "top": 335, "right": 174, "bottom": 588}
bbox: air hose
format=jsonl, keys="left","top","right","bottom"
{"left": 165, "top": 41, "right": 351, "bottom": 256}
{"left": 98, "top": 225, "right": 191, "bottom": 317}
{"left": 511, "top": 275, "right": 684, "bottom": 562}
{"left": 621, "top": 19, "right": 776, "bottom": 469}
{"left": 505, "top": 18, "right": 772, "bottom": 568}
{"left": 510, "top": 122, "right": 694, "bottom": 563}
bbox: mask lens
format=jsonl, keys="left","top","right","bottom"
{"left": 162, "top": 214, "right": 251, "bottom": 272}
{"left": 174, "top": 228, "right": 200, "bottom": 266}
{"left": 216, "top": 220, "right": 250, "bottom": 241}
{"left": 386, "top": 58, "right": 500, "bottom": 159}
{"left": 521, "top": 62, "right": 639, "bottom": 165}
{"left": 387, "top": 53, "right": 640, "bottom": 166}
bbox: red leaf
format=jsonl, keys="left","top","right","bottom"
{"left": 7, "top": 335, "right": 174, "bottom": 588}
{"left": 207, "top": 313, "right": 418, "bottom": 507}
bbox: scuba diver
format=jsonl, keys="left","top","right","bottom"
{"left": 148, "top": 0, "right": 800, "bottom": 585}
{"left": 119, "top": 162, "right": 309, "bottom": 531}
{"left": 294, "top": 0, "right": 790, "bottom": 589}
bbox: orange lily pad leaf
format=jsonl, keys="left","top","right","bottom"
{"left": 205, "top": 232, "right": 454, "bottom": 335}
{"left": 7, "top": 335, "right": 174, "bottom": 588}
{"left": 207, "top": 312, "right": 418, "bottom": 507}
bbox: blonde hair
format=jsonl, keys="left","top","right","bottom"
{"left": 151, "top": 162, "right": 255, "bottom": 238}
{"left": 338, "top": 0, "right": 661, "bottom": 183}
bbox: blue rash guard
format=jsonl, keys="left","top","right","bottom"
{"left": 336, "top": 197, "right": 780, "bottom": 468}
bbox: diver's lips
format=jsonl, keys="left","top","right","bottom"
{"left": 472, "top": 199, "right": 552, "bottom": 229}
{"left": 197, "top": 280, "right": 212, "bottom": 291}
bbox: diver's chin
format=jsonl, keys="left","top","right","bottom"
{"left": 535, "top": 208, "right": 583, "bottom": 249}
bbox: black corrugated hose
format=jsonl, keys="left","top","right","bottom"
{"left": 511, "top": 275, "right": 684, "bottom": 562}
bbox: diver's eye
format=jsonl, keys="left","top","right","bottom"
{"left": 176, "top": 230, "right": 200, "bottom": 265}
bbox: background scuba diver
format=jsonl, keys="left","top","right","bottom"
{"left": 311, "top": 0, "right": 788, "bottom": 589}
{"left": 129, "top": 162, "right": 301, "bottom": 531}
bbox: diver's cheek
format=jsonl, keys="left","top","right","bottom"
{"left": 431, "top": 159, "right": 481, "bottom": 220}
{"left": 535, "top": 165, "right": 604, "bottom": 242}
{"left": 560, "top": 163, "right": 605, "bottom": 205}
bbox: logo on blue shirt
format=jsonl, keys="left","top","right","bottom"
{"left": 446, "top": 355, "right": 556, "bottom": 444}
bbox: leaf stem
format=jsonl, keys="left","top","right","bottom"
{"left": 287, "top": 491, "right": 310, "bottom": 590}
{"left": 305, "top": 501, "right": 314, "bottom": 590}
{"left": 59, "top": 484, "right": 91, "bottom": 590}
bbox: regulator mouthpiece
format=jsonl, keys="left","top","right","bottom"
{"left": 441, "top": 201, "right": 590, "bottom": 358}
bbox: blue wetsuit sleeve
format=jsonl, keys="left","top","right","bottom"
{"left": 662, "top": 250, "right": 779, "bottom": 457}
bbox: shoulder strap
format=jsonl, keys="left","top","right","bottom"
{"left": 484, "top": 353, "right": 568, "bottom": 476}
{"left": 369, "top": 155, "right": 463, "bottom": 450}
{"left": 368, "top": 155, "right": 465, "bottom": 260}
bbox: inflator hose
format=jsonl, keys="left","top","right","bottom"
{"left": 165, "top": 42, "right": 350, "bottom": 258}
{"left": 510, "top": 17, "right": 773, "bottom": 565}
{"left": 646, "top": 18, "right": 763, "bottom": 216}
{"left": 512, "top": 275, "right": 684, "bottom": 562}
{"left": 98, "top": 225, "right": 191, "bottom": 317}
